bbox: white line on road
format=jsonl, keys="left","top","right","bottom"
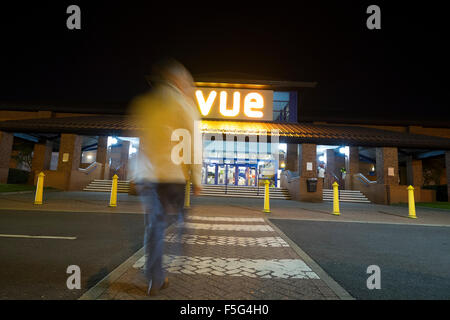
{"left": 0, "top": 234, "right": 77, "bottom": 240}
{"left": 186, "top": 216, "right": 265, "bottom": 222}
{"left": 183, "top": 222, "right": 274, "bottom": 232}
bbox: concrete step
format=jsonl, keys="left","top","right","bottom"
{"left": 201, "top": 186, "right": 288, "bottom": 191}
{"left": 323, "top": 189, "right": 365, "bottom": 194}
{"left": 197, "top": 193, "right": 291, "bottom": 199}
{"left": 83, "top": 179, "right": 130, "bottom": 193}
{"left": 83, "top": 180, "right": 291, "bottom": 199}
{"left": 196, "top": 185, "right": 291, "bottom": 200}
{"left": 322, "top": 189, "right": 371, "bottom": 203}
{"left": 198, "top": 190, "right": 288, "bottom": 195}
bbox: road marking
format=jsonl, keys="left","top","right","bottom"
{"left": 183, "top": 222, "right": 274, "bottom": 232}
{"left": 186, "top": 216, "right": 265, "bottom": 222}
{"left": 267, "top": 216, "right": 450, "bottom": 228}
{"left": 165, "top": 233, "right": 289, "bottom": 247}
{"left": 133, "top": 254, "right": 319, "bottom": 279}
{"left": 0, "top": 234, "right": 77, "bottom": 240}
{"left": 266, "top": 218, "right": 355, "bottom": 300}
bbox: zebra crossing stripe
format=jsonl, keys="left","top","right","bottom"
{"left": 133, "top": 255, "right": 319, "bottom": 279}
{"left": 183, "top": 222, "right": 274, "bottom": 232}
{"left": 165, "top": 233, "right": 289, "bottom": 247}
{"left": 186, "top": 216, "right": 265, "bottom": 222}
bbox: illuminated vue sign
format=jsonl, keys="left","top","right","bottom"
{"left": 195, "top": 88, "right": 274, "bottom": 121}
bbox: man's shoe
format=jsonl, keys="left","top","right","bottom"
{"left": 161, "top": 277, "right": 169, "bottom": 289}
{"left": 148, "top": 277, "right": 169, "bottom": 296}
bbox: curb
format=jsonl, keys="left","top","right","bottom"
{"left": 0, "top": 191, "right": 34, "bottom": 195}
{"left": 78, "top": 223, "right": 177, "bottom": 300}
{"left": 267, "top": 216, "right": 450, "bottom": 228}
{"left": 78, "top": 247, "right": 145, "bottom": 300}
{"left": 265, "top": 217, "right": 355, "bottom": 300}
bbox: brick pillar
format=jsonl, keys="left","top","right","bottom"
{"left": 446, "top": 151, "right": 450, "bottom": 202}
{"left": 298, "top": 144, "right": 317, "bottom": 177}
{"left": 96, "top": 136, "right": 108, "bottom": 179}
{"left": 406, "top": 156, "right": 423, "bottom": 187}
{"left": 58, "top": 134, "right": 82, "bottom": 190}
{"left": 346, "top": 146, "right": 360, "bottom": 189}
{"left": 30, "top": 140, "right": 53, "bottom": 183}
{"left": 298, "top": 143, "right": 322, "bottom": 202}
{"left": 119, "top": 140, "right": 130, "bottom": 180}
{"left": 0, "top": 131, "right": 14, "bottom": 184}
{"left": 376, "top": 147, "right": 399, "bottom": 185}
{"left": 286, "top": 143, "right": 298, "bottom": 172}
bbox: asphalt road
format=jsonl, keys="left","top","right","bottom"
{"left": 0, "top": 210, "right": 150, "bottom": 299}
{"left": 271, "top": 219, "right": 450, "bottom": 300}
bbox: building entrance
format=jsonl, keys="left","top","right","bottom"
{"left": 203, "top": 163, "right": 257, "bottom": 186}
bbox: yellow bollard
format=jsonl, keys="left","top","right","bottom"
{"left": 184, "top": 178, "right": 191, "bottom": 209}
{"left": 109, "top": 174, "right": 118, "bottom": 207}
{"left": 407, "top": 185, "right": 417, "bottom": 219}
{"left": 34, "top": 172, "right": 45, "bottom": 205}
{"left": 263, "top": 179, "right": 271, "bottom": 213}
{"left": 332, "top": 181, "right": 340, "bottom": 215}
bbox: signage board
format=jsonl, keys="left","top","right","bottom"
{"left": 195, "top": 87, "right": 273, "bottom": 121}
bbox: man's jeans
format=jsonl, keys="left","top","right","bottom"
{"left": 138, "top": 182, "right": 185, "bottom": 289}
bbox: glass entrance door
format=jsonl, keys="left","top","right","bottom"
{"left": 227, "top": 165, "right": 236, "bottom": 185}
{"left": 237, "top": 165, "right": 257, "bottom": 186}
{"left": 217, "top": 165, "right": 226, "bottom": 185}
{"left": 237, "top": 166, "right": 247, "bottom": 186}
{"left": 248, "top": 166, "right": 257, "bottom": 186}
{"left": 202, "top": 163, "right": 257, "bottom": 186}
{"left": 206, "top": 164, "right": 216, "bottom": 184}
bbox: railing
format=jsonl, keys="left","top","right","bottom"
{"left": 110, "top": 163, "right": 125, "bottom": 179}
{"left": 78, "top": 162, "right": 99, "bottom": 175}
{"left": 283, "top": 170, "right": 299, "bottom": 182}
{"left": 354, "top": 173, "right": 377, "bottom": 186}
{"left": 331, "top": 172, "right": 342, "bottom": 189}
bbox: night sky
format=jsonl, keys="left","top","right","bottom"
{"left": 1, "top": 1, "right": 449, "bottom": 126}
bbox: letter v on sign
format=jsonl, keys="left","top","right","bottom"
{"left": 195, "top": 90, "right": 217, "bottom": 116}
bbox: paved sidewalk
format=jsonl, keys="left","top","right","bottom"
{"left": 0, "top": 191, "right": 143, "bottom": 214}
{"left": 80, "top": 211, "right": 347, "bottom": 300}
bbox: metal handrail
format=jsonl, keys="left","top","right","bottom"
{"left": 78, "top": 162, "right": 98, "bottom": 174}
{"left": 354, "top": 173, "right": 377, "bottom": 186}
{"left": 331, "top": 172, "right": 340, "bottom": 183}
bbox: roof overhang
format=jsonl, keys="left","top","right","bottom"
{"left": 146, "top": 74, "right": 317, "bottom": 91}
{"left": 0, "top": 115, "right": 449, "bottom": 150}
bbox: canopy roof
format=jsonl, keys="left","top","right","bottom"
{"left": 0, "top": 115, "right": 449, "bottom": 149}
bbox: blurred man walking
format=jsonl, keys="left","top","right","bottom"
{"left": 128, "top": 59, "right": 202, "bottom": 296}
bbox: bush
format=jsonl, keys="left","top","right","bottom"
{"left": 7, "top": 168, "right": 30, "bottom": 184}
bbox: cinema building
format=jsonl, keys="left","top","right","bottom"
{"left": 1, "top": 74, "right": 450, "bottom": 204}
